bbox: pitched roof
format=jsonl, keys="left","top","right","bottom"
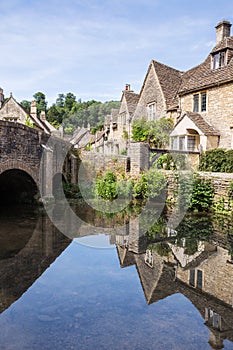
{"left": 175, "top": 112, "right": 220, "bottom": 136}
{"left": 180, "top": 37, "right": 233, "bottom": 94}
{"left": 121, "top": 91, "right": 140, "bottom": 115}
{"left": 211, "top": 36, "right": 233, "bottom": 53}
{"left": 151, "top": 60, "right": 183, "bottom": 109}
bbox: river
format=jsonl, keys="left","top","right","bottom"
{"left": 0, "top": 204, "right": 233, "bottom": 350}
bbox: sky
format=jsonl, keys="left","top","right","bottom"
{"left": 1, "top": 0, "right": 233, "bottom": 106}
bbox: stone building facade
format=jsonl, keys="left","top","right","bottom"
{"left": 98, "top": 20, "right": 233, "bottom": 158}
{"left": 0, "top": 90, "right": 60, "bottom": 136}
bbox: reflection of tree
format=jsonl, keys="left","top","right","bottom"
{"left": 149, "top": 242, "right": 172, "bottom": 257}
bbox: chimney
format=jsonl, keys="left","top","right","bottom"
{"left": 125, "top": 84, "right": 131, "bottom": 91}
{"left": 215, "top": 20, "right": 231, "bottom": 44}
{"left": 0, "top": 88, "right": 4, "bottom": 108}
{"left": 40, "top": 110, "right": 46, "bottom": 121}
{"left": 30, "top": 100, "right": 37, "bottom": 118}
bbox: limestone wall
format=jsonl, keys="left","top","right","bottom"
{"left": 165, "top": 170, "right": 233, "bottom": 205}
{"left": 134, "top": 64, "right": 166, "bottom": 121}
{"left": 180, "top": 82, "right": 233, "bottom": 149}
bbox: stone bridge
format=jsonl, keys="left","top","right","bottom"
{"left": 0, "top": 120, "right": 77, "bottom": 203}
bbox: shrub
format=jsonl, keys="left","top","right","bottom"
{"left": 189, "top": 177, "right": 214, "bottom": 212}
{"left": 133, "top": 169, "right": 166, "bottom": 199}
{"left": 199, "top": 148, "right": 233, "bottom": 173}
{"left": 95, "top": 171, "right": 118, "bottom": 200}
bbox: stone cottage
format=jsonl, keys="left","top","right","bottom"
{"left": 170, "top": 20, "right": 233, "bottom": 152}
{"left": 0, "top": 89, "right": 60, "bottom": 136}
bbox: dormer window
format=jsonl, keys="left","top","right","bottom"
{"left": 212, "top": 51, "right": 226, "bottom": 69}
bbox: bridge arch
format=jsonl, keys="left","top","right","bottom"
{"left": 0, "top": 168, "right": 38, "bottom": 205}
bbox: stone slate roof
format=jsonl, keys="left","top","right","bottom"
{"left": 211, "top": 36, "right": 233, "bottom": 53}
{"left": 180, "top": 37, "right": 233, "bottom": 94}
{"left": 151, "top": 60, "right": 183, "bottom": 109}
{"left": 121, "top": 91, "right": 140, "bottom": 115}
{"left": 175, "top": 112, "right": 220, "bottom": 136}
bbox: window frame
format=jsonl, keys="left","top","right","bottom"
{"left": 147, "top": 102, "right": 156, "bottom": 121}
{"left": 193, "top": 91, "right": 207, "bottom": 113}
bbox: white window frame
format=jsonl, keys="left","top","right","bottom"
{"left": 147, "top": 102, "right": 156, "bottom": 121}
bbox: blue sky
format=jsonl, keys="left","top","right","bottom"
{"left": 1, "top": 0, "right": 233, "bottom": 105}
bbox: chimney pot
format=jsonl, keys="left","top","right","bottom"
{"left": 125, "top": 84, "right": 130, "bottom": 91}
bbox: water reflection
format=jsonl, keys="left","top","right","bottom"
{"left": 0, "top": 207, "right": 71, "bottom": 314}
{"left": 115, "top": 217, "right": 233, "bottom": 350}
{"left": 0, "top": 205, "right": 233, "bottom": 349}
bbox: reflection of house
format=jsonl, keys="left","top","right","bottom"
{"left": 0, "top": 89, "right": 60, "bottom": 136}
{"left": 116, "top": 238, "right": 233, "bottom": 349}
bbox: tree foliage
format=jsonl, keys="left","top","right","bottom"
{"left": 21, "top": 91, "right": 120, "bottom": 135}
{"left": 132, "top": 117, "right": 173, "bottom": 148}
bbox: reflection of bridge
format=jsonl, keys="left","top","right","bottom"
{"left": 0, "top": 212, "right": 71, "bottom": 313}
{"left": 0, "top": 121, "right": 77, "bottom": 203}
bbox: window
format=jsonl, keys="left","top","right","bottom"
{"left": 189, "top": 269, "right": 203, "bottom": 289}
{"left": 179, "top": 136, "right": 185, "bottom": 151}
{"left": 201, "top": 92, "right": 206, "bottom": 112}
{"left": 197, "top": 270, "right": 203, "bottom": 289}
{"left": 171, "top": 136, "right": 178, "bottom": 150}
{"left": 193, "top": 94, "right": 199, "bottom": 112}
{"left": 212, "top": 51, "right": 226, "bottom": 69}
{"left": 189, "top": 269, "right": 195, "bottom": 287}
{"left": 147, "top": 102, "right": 156, "bottom": 121}
{"left": 187, "top": 136, "right": 196, "bottom": 151}
{"left": 193, "top": 92, "right": 207, "bottom": 112}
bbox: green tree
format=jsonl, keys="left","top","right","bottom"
{"left": 132, "top": 117, "right": 173, "bottom": 148}
{"left": 33, "top": 92, "right": 47, "bottom": 116}
{"left": 20, "top": 100, "right": 31, "bottom": 114}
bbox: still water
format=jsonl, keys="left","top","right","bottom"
{"left": 0, "top": 205, "right": 233, "bottom": 350}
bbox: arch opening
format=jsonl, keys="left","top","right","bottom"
{"left": 0, "top": 169, "right": 39, "bottom": 205}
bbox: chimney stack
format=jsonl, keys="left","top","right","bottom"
{"left": 0, "top": 88, "right": 4, "bottom": 108}
{"left": 125, "top": 84, "right": 131, "bottom": 91}
{"left": 40, "top": 110, "right": 46, "bottom": 121}
{"left": 30, "top": 100, "right": 37, "bottom": 118}
{"left": 215, "top": 20, "right": 231, "bottom": 44}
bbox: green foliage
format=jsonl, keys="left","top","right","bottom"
{"left": 122, "top": 130, "right": 129, "bottom": 140}
{"left": 133, "top": 173, "right": 148, "bottom": 199}
{"left": 151, "top": 242, "right": 171, "bottom": 257}
{"left": 25, "top": 115, "right": 34, "bottom": 128}
{"left": 33, "top": 92, "right": 47, "bottom": 116}
{"left": 95, "top": 171, "right": 118, "bottom": 200}
{"left": 155, "top": 153, "right": 188, "bottom": 170}
{"left": 133, "top": 169, "right": 166, "bottom": 199}
{"left": 189, "top": 177, "right": 214, "bottom": 212}
{"left": 178, "top": 174, "right": 214, "bottom": 212}
{"left": 21, "top": 100, "right": 31, "bottom": 114}
{"left": 63, "top": 182, "right": 81, "bottom": 199}
{"left": 199, "top": 148, "right": 233, "bottom": 173}
{"left": 132, "top": 117, "right": 173, "bottom": 148}
{"left": 120, "top": 149, "right": 127, "bottom": 155}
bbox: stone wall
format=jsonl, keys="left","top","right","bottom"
{"left": 80, "top": 151, "right": 128, "bottom": 174}
{"left": 165, "top": 170, "right": 233, "bottom": 205}
{"left": 128, "top": 142, "right": 149, "bottom": 175}
{"left": 180, "top": 82, "right": 233, "bottom": 149}
{"left": 134, "top": 64, "right": 166, "bottom": 121}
